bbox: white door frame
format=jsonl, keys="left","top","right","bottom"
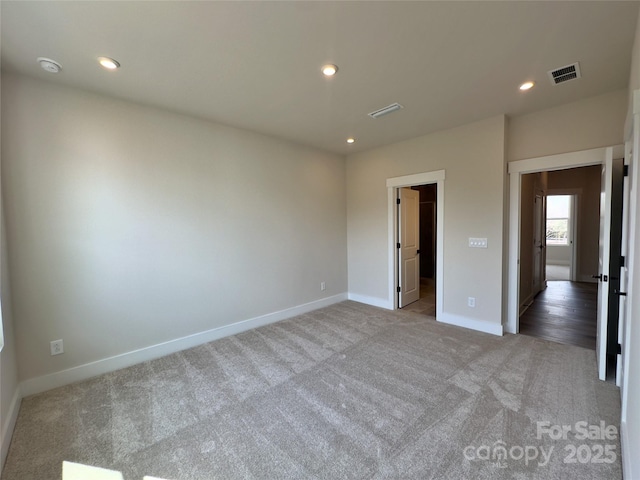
{"left": 507, "top": 145, "right": 624, "bottom": 334}
{"left": 569, "top": 194, "right": 578, "bottom": 282}
{"left": 597, "top": 150, "right": 614, "bottom": 380}
{"left": 387, "top": 170, "right": 445, "bottom": 316}
{"left": 620, "top": 91, "right": 640, "bottom": 429}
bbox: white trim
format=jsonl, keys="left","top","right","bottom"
{"left": 597, "top": 149, "right": 614, "bottom": 381}
{"left": 388, "top": 187, "right": 398, "bottom": 310}
{"left": 634, "top": 89, "right": 640, "bottom": 117}
{"left": 507, "top": 168, "right": 521, "bottom": 334}
{"left": 19, "top": 293, "right": 347, "bottom": 397}
{"left": 438, "top": 312, "right": 503, "bottom": 336}
{"left": 506, "top": 146, "right": 623, "bottom": 334}
{"left": 386, "top": 170, "right": 445, "bottom": 320}
{"left": 577, "top": 274, "right": 598, "bottom": 284}
{"left": 386, "top": 170, "right": 445, "bottom": 188}
{"left": 508, "top": 147, "right": 621, "bottom": 175}
{"left": 347, "top": 293, "right": 393, "bottom": 310}
{"left": 621, "top": 105, "right": 639, "bottom": 428}
{"left": 570, "top": 194, "right": 578, "bottom": 282}
{"left": 435, "top": 181, "right": 445, "bottom": 319}
{"left": 519, "top": 292, "right": 536, "bottom": 315}
{"left": 621, "top": 421, "right": 636, "bottom": 480}
{"left": 1, "top": 387, "right": 22, "bottom": 470}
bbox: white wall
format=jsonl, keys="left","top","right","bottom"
{"left": 0, "top": 71, "right": 21, "bottom": 470}
{"left": 1, "top": 74, "right": 347, "bottom": 383}
{"left": 347, "top": 115, "right": 506, "bottom": 333}
{"left": 546, "top": 245, "right": 570, "bottom": 266}
{"left": 508, "top": 89, "right": 627, "bottom": 162}
{"left": 1, "top": 170, "right": 20, "bottom": 471}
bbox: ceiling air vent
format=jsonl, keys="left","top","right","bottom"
{"left": 368, "top": 103, "right": 403, "bottom": 119}
{"left": 547, "top": 62, "right": 581, "bottom": 85}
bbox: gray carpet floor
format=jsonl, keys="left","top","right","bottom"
{"left": 2, "top": 301, "right": 622, "bottom": 479}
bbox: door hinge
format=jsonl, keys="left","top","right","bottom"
{"left": 417, "top": 249, "right": 420, "bottom": 254}
{"left": 397, "top": 286, "right": 401, "bottom": 293}
{"left": 621, "top": 255, "right": 626, "bottom": 267}
{"left": 397, "top": 243, "right": 401, "bottom": 249}
{"left": 624, "top": 165, "right": 629, "bottom": 177}
{"left": 617, "top": 343, "right": 622, "bottom": 355}
{"left": 397, "top": 198, "right": 401, "bottom": 205}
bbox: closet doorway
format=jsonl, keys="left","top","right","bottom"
{"left": 400, "top": 184, "right": 437, "bottom": 316}
{"left": 387, "top": 170, "right": 444, "bottom": 319}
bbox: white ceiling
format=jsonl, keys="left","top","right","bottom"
{"left": 2, "top": 1, "right": 639, "bottom": 155}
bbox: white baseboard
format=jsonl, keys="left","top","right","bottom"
{"left": 347, "top": 293, "right": 393, "bottom": 310}
{"left": 578, "top": 274, "right": 598, "bottom": 283}
{"left": 438, "top": 312, "right": 504, "bottom": 336}
{"left": 519, "top": 293, "right": 536, "bottom": 316}
{"left": 347, "top": 294, "right": 503, "bottom": 336}
{"left": 1, "top": 387, "right": 22, "bottom": 470}
{"left": 20, "top": 293, "right": 348, "bottom": 397}
{"left": 621, "top": 420, "right": 636, "bottom": 480}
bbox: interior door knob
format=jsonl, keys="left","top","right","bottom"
{"left": 592, "top": 274, "right": 603, "bottom": 281}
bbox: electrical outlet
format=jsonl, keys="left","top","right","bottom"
{"left": 468, "top": 297, "right": 476, "bottom": 308}
{"left": 50, "top": 339, "right": 64, "bottom": 356}
{"left": 321, "top": 282, "right": 326, "bottom": 291}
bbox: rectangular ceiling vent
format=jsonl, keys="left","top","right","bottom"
{"left": 368, "top": 102, "right": 403, "bottom": 119}
{"left": 547, "top": 62, "right": 581, "bottom": 85}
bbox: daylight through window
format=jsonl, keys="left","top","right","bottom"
{"left": 546, "top": 195, "right": 571, "bottom": 245}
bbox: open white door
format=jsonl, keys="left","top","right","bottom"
{"left": 596, "top": 149, "right": 613, "bottom": 381}
{"left": 398, "top": 187, "right": 420, "bottom": 307}
{"left": 532, "top": 194, "right": 546, "bottom": 293}
{"left": 619, "top": 93, "right": 640, "bottom": 447}
{"left": 569, "top": 195, "right": 578, "bottom": 282}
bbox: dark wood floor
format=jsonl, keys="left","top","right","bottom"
{"left": 519, "top": 281, "right": 597, "bottom": 350}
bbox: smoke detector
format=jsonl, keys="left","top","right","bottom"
{"left": 37, "top": 57, "right": 62, "bottom": 74}
{"left": 548, "top": 62, "right": 581, "bottom": 85}
{"left": 368, "top": 103, "right": 403, "bottom": 119}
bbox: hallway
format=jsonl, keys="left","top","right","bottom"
{"left": 519, "top": 281, "right": 597, "bottom": 350}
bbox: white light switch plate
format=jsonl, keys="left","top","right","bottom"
{"left": 469, "top": 237, "right": 488, "bottom": 248}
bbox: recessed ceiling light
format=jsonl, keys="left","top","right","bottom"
{"left": 98, "top": 57, "right": 120, "bottom": 70}
{"left": 519, "top": 81, "right": 535, "bottom": 91}
{"left": 346, "top": 138, "right": 355, "bottom": 144}
{"left": 37, "top": 57, "right": 62, "bottom": 74}
{"left": 321, "top": 64, "right": 338, "bottom": 77}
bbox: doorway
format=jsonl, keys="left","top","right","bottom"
{"left": 386, "top": 170, "right": 444, "bottom": 318}
{"left": 518, "top": 167, "right": 601, "bottom": 350}
{"left": 507, "top": 145, "right": 625, "bottom": 382}
{"left": 545, "top": 195, "right": 574, "bottom": 281}
{"left": 400, "top": 184, "right": 437, "bottom": 316}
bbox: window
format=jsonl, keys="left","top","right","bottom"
{"left": 546, "top": 195, "right": 571, "bottom": 245}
